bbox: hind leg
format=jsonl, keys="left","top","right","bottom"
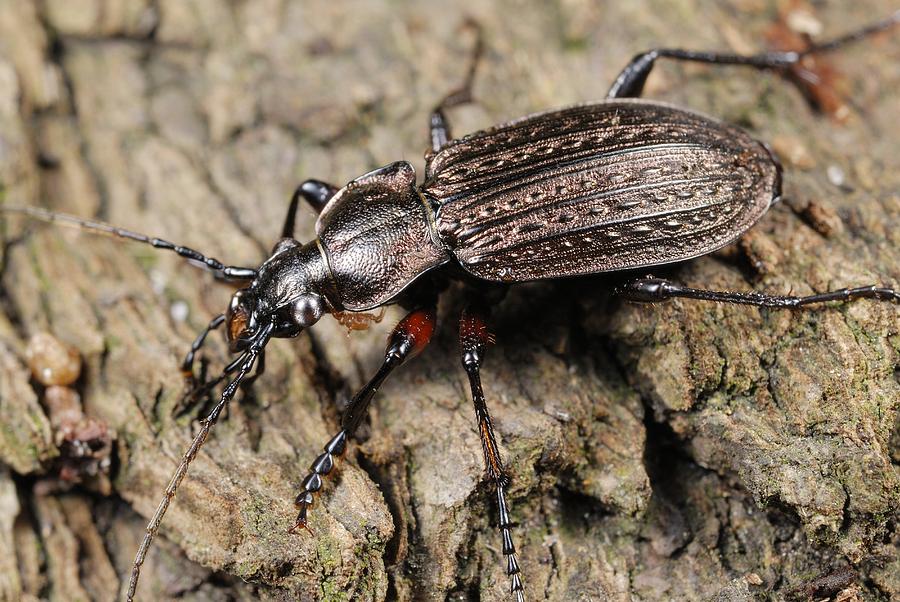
{"left": 606, "top": 13, "right": 899, "bottom": 98}
{"left": 617, "top": 277, "right": 900, "bottom": 308}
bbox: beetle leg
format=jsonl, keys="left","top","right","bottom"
{"left": 606, "top": 11, "right": 900, "bottom": 99}
{"left": 459, "top": 305, "right": 525, "bottom": 602}
{"left": 289, "top": 307, "right": 437, "bottom": 534}
{"left": 176, "top": 343, "right": 262, "bottom": 418}
{"left": 176, "top": 313, "right": 266, "bottom": 417}
{"left": 180, "top": 313, "right": 226, "bottom": 392}
{"left": 281, "top": 179, "right": 339, "bottom": 238}
{"left": 617, "top": 277, "right": 900, "bottom": 308}
{"left": 240, "top": 348, "right": 266, "bottom": 395}
{"left": 430, "top": 18, "right": 485, "bottom": 153}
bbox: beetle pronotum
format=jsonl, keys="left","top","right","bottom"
{"left": 2, "top": 10, "right": 899, "bottom": 602}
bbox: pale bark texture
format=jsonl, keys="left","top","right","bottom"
{"left": 0, "top": 1, "right": 898, "bottom": 601}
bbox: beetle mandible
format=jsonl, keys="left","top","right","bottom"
{"left": 3, "top": 11, "right": 899, "bottom": 602}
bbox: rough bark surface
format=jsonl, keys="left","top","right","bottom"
{"left": 0, "top": 1, "right": 898, "bottom": 601}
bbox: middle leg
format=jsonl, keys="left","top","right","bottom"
{"left": 459, "top": 305, "right": 524, "bottom": 602}
{"left": 429, "top": 19, "right": 485, "bottom": 153}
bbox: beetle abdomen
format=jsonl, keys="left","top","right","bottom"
{"left": 424, "top": 100, "right": 780, "bottom": 281}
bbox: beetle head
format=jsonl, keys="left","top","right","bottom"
{"left": 225, "top": 240, "right": 332, "bottom": 352}
{"left": 225, "top": 287, "right": 326, "bottom": 352}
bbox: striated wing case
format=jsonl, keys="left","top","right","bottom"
{"left": 423, "top": 99, "right": 781, "bottom": 282}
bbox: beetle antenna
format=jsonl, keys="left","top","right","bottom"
{"left": 125, "top": 324, "right": 271, "bottom": 602}
{"left": 0, "top": 205, "right": 257, "bottom": 280}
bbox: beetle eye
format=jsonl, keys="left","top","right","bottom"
{"left": 291, "top": 293, "right": 325, "bottom": 328}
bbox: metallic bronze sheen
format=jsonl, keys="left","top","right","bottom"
{"left": 315, "top": 161, "right": 449, "bottom": 311}
{"left": 423, "top": 99, "right": 780, "bottom": 282}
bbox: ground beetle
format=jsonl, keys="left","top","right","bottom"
{"left": 3, "top": 11, "right": 899, "bottom": 602}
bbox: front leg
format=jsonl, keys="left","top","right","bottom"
{"left": 459, "top": 306, "right": 525, "bottom": 602}
{"left": 180, "top": 313, "right": 225, "bottom": 391}
{"left": 290, "top": 307, "right": 437, "bottom": 533}
{"left": 281, "top": 179, "right": 339, "bottom": 239}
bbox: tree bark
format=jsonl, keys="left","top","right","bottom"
{"left": 0, "top": 1, "right": 898, "bottom": 600}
